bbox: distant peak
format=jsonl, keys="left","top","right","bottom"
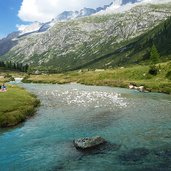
{"left": 55, "top": 2, "right": 114, "bottom": 21}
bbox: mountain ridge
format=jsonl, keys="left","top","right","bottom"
{"left": 1, "top": 2, "right": 171, "bottom": 72}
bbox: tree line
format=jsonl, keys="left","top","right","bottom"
{"left": 0, "top": 61, "right": 29, "bottom": 72}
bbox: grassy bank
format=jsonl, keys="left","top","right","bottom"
{"left": 0, "top": 67, "right": 26, "bottom": 75}
{"left": 0, "top": 67, "right": 27, "bottom": 82}
{"left": 0, "top": 85, "right": 40, "bottom": 128}
{"left": 23, "top": 61, "right": 171, "bottom": 94}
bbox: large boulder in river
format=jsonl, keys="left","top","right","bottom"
{"left": 73, "top": 136, "right": 106, "bottom": 150}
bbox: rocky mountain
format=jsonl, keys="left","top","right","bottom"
{"left": 56, "top": 8, "right": 96, "bottom": 21}
{"left": 19, "top": 22, "right": 42, "bottom": 36}
{"left": 84, "top": 15, "right": 171, "bottom": 69}
{"left": 0, "top": 2, "right": 114, "bottom": 57}
{"left": 122, "top": 0, "right": 138, "bottom": 4}
{"left": 55, "top": 3, "right": 113, "bottom": 21}
{"left": 38, "top": 21, "right": 56, "bottom": 33}
{"left": 0, "top": 31, "right": 19, "bottom": 56}
{"left": 1, "top": 1, "right": 171, "bottom": 72}
{"left": 54, "top": 0, "right": 139, "bottom": 21}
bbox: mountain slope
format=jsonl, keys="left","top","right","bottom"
{"left": 82, "top": 15, "right": 171, "bottom": 69}
{"left": 0, "top": 2, "right": 114, "bottom": 57}
{"left": 0, "top": 32, "right": 19, "bottom": 56}
{"left": 1, "top": 2, "right": 171, "bottom": 72}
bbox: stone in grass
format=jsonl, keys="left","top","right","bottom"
{"left": 73, "top": 136, "right": 106, "bottom": 150}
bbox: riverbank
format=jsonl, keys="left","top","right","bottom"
{"left": 23, "top": 62, "right": 171, "bottom": 94}
{"left": 0, "top": 85, "right": 40, "bottom": 128}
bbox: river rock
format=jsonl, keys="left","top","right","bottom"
{"left": 73, "top": 136, "right": 106, "bottom": 150}
{"left": 128, "top": 84, "right": 145, "bottom": 92}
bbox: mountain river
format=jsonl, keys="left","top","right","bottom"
{"left": 0, "top": 83, "right": 171, "bottom": 171}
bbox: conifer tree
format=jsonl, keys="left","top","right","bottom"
{"left": 150, "top": 44, "right": 160, "bottom": 64}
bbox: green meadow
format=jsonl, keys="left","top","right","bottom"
{"left": 23, "top": 61, "right": 171, "bottom": 94}
{"left": 0, "top": 84, "right": 39, "bottom": 128}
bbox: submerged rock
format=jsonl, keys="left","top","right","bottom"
{"left": 73, "top": 136, "right": 106, "bottom": 150}
{"left": 119, "top": 147, "right": 150, "bottom": 162}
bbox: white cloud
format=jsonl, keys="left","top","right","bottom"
{"left": 142, "top": 0, "right": 171, "bottom": 3}
{"left": 98, "top": 0, "right": 171, "bottom": 15}
{"left": 18, "top": 0, "right": 171, "bottom": 23}
{"left": 16, "top": 24, "right": 29, "bottom": 31}
{"left": 18, "top": 0, "right": 113, "bottom": 22}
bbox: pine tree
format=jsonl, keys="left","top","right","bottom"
{"left": 150, "top": 44, "right": 160, "bottom": 64}
{"left": 0, "top": 61, "right": 5, "bottom": 67}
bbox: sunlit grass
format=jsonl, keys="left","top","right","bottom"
{"left": 0, "top": 85, "right": 40, "bottom": 128}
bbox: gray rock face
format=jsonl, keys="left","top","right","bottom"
{"left": 0, "top": 31, "right": 19, "bottom": 56}
{"left": 73, "top": 136, "right": 106, "bottom": 150}
{"left": 122, "top": 0, "right": 138, "bottom": 5}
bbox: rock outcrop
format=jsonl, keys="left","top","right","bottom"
{"left": 73, "top": 136, "right": 106, "bottom": 150}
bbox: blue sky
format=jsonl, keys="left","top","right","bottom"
{"left": 0, "top": 0, "right": 24, "bottom": 38}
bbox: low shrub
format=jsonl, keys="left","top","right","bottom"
{"left": 148, "top": 65, "right": 158, "bottom": 76}
{"left": 4, "top": 73, "right": 14, "bottom": 81}
{"left": 166, "top": 71, "right": 171, "bottom": 80}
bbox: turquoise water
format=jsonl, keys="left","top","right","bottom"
{"left": 0, "top": 83, "right": 171, "bottom": 171}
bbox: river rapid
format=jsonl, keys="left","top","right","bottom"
{"left": 0, "top": 83, "right": 171, "bottom": 171}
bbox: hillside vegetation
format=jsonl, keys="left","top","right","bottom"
{"left": 26, "top": 12, "right": 171, "bottom": 73}
{"left": 75, "top": 16, "right": 171, "bottom": 70}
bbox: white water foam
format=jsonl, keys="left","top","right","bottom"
{"left": 39, "top": 89, "right": 128, "bottom": 109}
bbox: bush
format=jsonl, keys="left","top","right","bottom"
{"left": 4, "top": 73, "right": 12, "bottom": 78}
{"left": 4, "top": 74, "right": 14, "bottom": 81}
{"left": 166, "top": 71, "right": 171, "bottom": 80}
{"left": 148, "top": 65, "right": 158, "bottom": 76}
